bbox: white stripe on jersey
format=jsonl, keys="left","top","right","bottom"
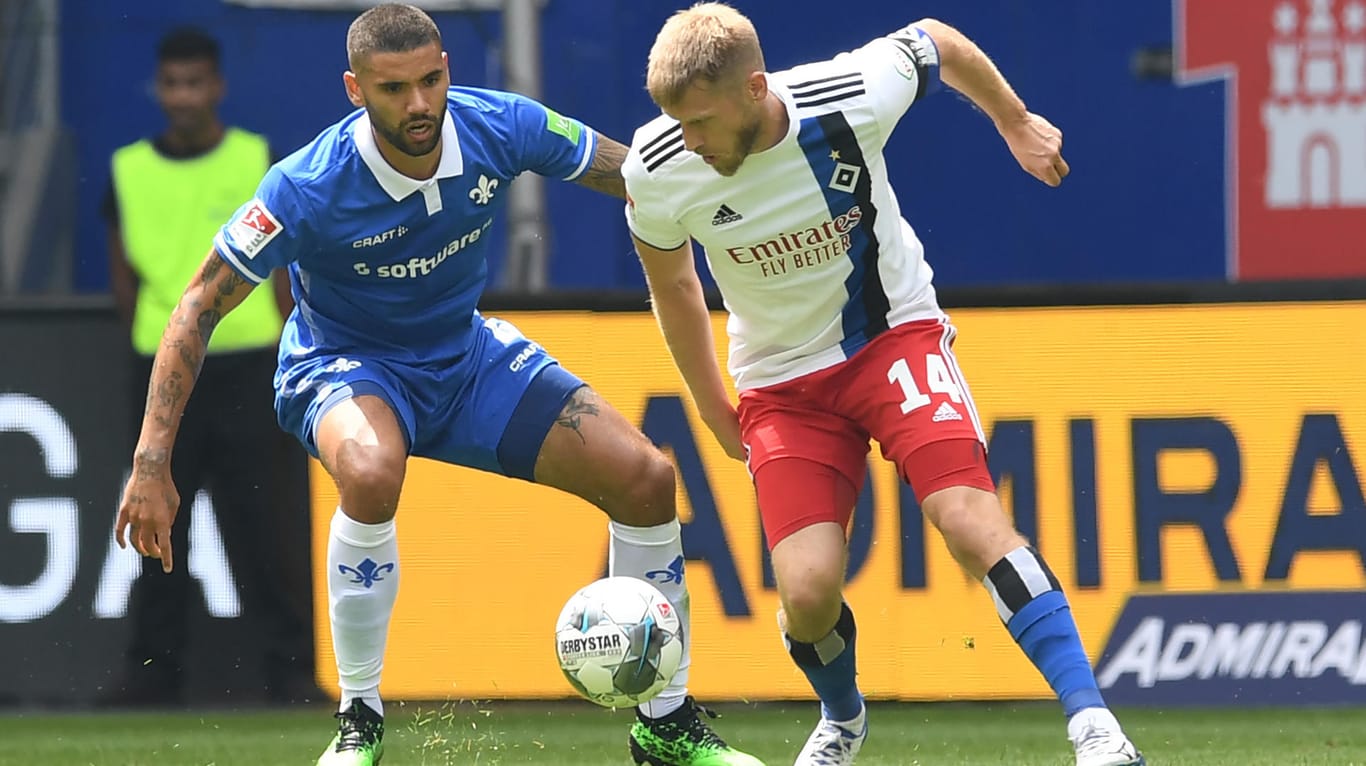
{"left": 213, "top": 232, "right": 266, "bottom": 285}
{"left": 624, "top": 36, "right": 945, "bottom": 391}
{"left": 564, "top": 127, "right": 597, "bottom": 181}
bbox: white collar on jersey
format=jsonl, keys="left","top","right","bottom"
{"left": 354, "top": 110, "right": 464, "bottom": 201}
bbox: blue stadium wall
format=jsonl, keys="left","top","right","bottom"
{"left": 62, "top": 0, "right": 1226, "bottom": 292}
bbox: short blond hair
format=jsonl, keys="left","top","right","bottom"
{"left": 646, "top": 2, "right": 765, "bottom": 108}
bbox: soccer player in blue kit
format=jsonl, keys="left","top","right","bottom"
{"left": 113, "top": 5, "right": 765, "bottom": 766}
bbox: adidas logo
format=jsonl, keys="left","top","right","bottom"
{"left": 711, "top": 204, "right": 743, "bottom": 225}
{"left": 931, "top": 401, "right": 963, "bottom": 422}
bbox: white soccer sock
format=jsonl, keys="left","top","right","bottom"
{"left": 328, "top": 507, "right": 399, "bottom": 717}
{"left": 609, "top": 519, "right": 691, "bottom": 719}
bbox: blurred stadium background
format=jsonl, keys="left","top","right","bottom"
{"left": 2, "top": 0, "right": 1365, "bottom": 763}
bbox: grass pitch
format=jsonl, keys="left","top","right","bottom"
{"left": 2, "top": 700, "right": 1364, "bottom": 765}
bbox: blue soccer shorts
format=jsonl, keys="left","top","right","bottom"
{"left": 274, "top": 314, "right": 585, "bottom": 481}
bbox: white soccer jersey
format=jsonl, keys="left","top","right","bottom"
{"left": 625, "top": 24, "right": 947, "bottom": 391}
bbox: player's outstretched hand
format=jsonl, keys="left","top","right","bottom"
{"left": 115, "top": 456, "right": 182, "bottom": 574}
{"left": 701, "top": 404, "right": 747, "bottom": 462}
{"left": 999, "top": 112, "right": 1069, "bottom": 187}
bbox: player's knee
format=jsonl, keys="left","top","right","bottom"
{"left": 921, "top": 492, "right": 968, "bottom": 538}
{"left": 923, "top": 487, "right": 1026, "bottom": 576}
{"left": 776, "top": 554, "right": 844, "bottom": 621}
{"left": 778, "top": 573, "right": 844, "bottom": 640}
{"left": 604, "top": 449, "right": 676, "bottom": 526}
{"left": 782, "top": 580, "right": 842, "bottom": 620}
{"left": 923, "top": 486, "right": 987, "bottom": 535}
{"left": 333, "top": 444, "right": 405, "bottom": 523}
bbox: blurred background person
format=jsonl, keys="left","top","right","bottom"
{"left": 98, "top": 25, "right": 316, "bottom": 707}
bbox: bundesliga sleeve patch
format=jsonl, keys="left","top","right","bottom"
{"left": 543, "top": 105, "right": 583, "bottom": 145}
{"left": 227, "top": 199, "right": 283, "bottom": 260}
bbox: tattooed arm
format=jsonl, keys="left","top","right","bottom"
{"left": 115, "top": 249, "right": 257, "bottom": 572}
{"left": 572, "top": 134, "right": 628, "bottom": 200}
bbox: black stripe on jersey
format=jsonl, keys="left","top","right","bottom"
{"left": 639, "top": 130, "right": 683, "bottom": 160}
{"left": 791, "top": 79, "right": 865, "bottom": 101}
{"left": 795, "top": 88, "right": 867, "bottom": 108}
{"left": 645, "top": 143, "right": 687, "bottom": 172}
{"left": 788, "top": 71, "right": 861, "bottom": 91}
{"left": 639, "top": 123, "right": 682, "bottom": 156}
{"left": 642, "top": 133, "right": 684, "bottom": 165}
{"left": 818, "top": 110, "right": 890, "bottom": 342}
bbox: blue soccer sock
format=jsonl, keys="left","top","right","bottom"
{"left": 984, "top": 546, "right": 1105, "bottom": 718}
{"left": 784, "top": 602, "right": 863, "bottom": 722}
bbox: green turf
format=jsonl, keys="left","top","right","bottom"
{"left": 2, "top": 700, "right": 1365, "bottom": 765}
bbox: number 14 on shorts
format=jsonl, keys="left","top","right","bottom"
{"left": 887, "top": 354, "right": 963, "bottom": 414}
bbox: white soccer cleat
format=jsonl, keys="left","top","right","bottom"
{"left": 1068, "top": 707, "right": 1145, "bottom": 766}
{"left": 794, "top": 704, "right": 867, "bottom": 766}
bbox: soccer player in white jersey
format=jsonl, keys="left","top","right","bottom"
{"left": 623, "top": 5, "right": 1144, "bottom": 766}
{"left": 113, "top": 5, "right": 765, "bottom": 766}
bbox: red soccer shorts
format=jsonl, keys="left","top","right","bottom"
{"left": 738, "top": 319, "right": 997, "bottom": 547}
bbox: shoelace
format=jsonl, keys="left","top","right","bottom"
{"left": 654, "top": 699, "right": 727, "bottom": 749}
{"left": 807, "top": 719, "right": 860, "bottom": 764}
{"left": 1072, "top": 724, "right": 1125, "bottom": 757}
{"left": 334, "top": 709, "right": 381, "bottom": 752}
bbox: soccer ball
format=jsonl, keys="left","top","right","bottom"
{"left": 554, "top": 576, "right": 683, "bottom": 708}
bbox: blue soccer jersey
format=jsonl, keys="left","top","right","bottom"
{"left": 214, "top": 86, "right": 597, "bottom": 366}
{"left": 210, "top": 87, "right": 596, "bottom": 475}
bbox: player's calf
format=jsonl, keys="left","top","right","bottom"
{"left": 983, "top": 544, "right": 1144, "bottom": 763}
{"left": 912, "top": 454, "right": 1142, "bottom": 761}
{"left": 782, "top": 601, "right": 862, "bottom": 721}
{"left": 771, "top": 523, "right": 863, "bottom": 728}
{"left": 781, "top": 591, "right": 867, "bottom": 765}
{"left": 917, "top": 463, "right": 1107, "bottom": 717}
{"left": 983, "top": 545, "right": 1105, "bottom": 717}
{"left": 601, "top": 447, "right": 680, "bottom": 675}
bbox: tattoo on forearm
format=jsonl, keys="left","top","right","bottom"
{"left": 216, "top": 270, "right": 247, "bottom": 299}
{"left": 201, "top": 256, "right": 223, "bottom": 281}
{"left": 141, "top": 255, "right": 248, "bottom": 437}
{"left": 555, "top": 388, "right": 600, "bottom": 444}
{"left": 575, "top": 137, "right": 628, "bottom": 199}
{"left": 195, "top": 309, "right": 223, "bottom": 343}
{"left": 134, "top": 448, "right": 168, "bottom": 481}
{"left": 172, "top": 339, "right": 197, "bottom": 372}
{"left": 156, "top": 370, "right": 185, "bottom": 410}
{"left": 186, "top": 270, "right": 244, "bottom": 342}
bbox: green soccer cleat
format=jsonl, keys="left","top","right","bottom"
{"left": 316, "top": 699, "right": 385, "bottom": 766}
{"left": 629, "top": 696, "right": 767, "bottom": 766}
